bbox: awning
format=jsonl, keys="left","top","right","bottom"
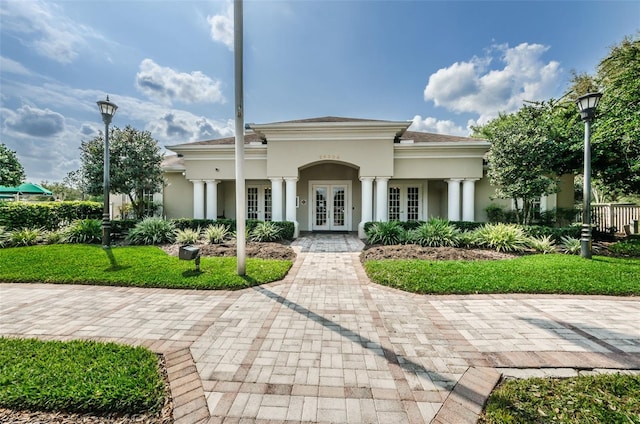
{"left": 0, "top": 183, "right": 53, "bottom": 196}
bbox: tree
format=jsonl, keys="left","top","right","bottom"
{"left": 591, "top": 35, "right": 640, "bottom": 196}
{"left": 40, "top": 180, "right": 82, "bottom": 201}
{"left": 0, "top": 143, "right": 26, "bottom": 187}
{"left": 80, "top": 126, "right": 164, "bottom": 219}
{"left": 474, "top": 102, "right": 581, "bottom": 224}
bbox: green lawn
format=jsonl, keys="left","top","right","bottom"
{"left": 0, "top": 244, "right": 291, "bottom": 289}
{"left": 480, "top": 373, "right": 640, "bottom": 423}
{"left": 0, "top": 338, "right": 165, "bottom": 416}
{"left": 364, "top": 254, "right": 640, "bottom": 295}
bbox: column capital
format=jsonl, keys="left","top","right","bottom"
{"left": 359, "top": 176, "right": 375, "bottom": 182}
{"left": 189, "top": 179, "right": 204, "bottom": 183}
{"left": 204, "top": 179, "right": 219, "bottom": 184}
{"left": 269, "top": 177, "right": 283, "bottom": 182}
{"left": 446, "top": 178, "right": 463, "bottom": 183}
{"left": 375, "top": 176, "right": 390, "bottom": 182}
{"left": 284, "top": 177, "right": 298, "bottom": 183}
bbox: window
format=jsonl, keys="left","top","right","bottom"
{"left": 247, "top": 185, "right": 272, "bottom": 221}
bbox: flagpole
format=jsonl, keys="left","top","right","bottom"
{"left": 234, "top": 0, "right": 246, "bottom": 275}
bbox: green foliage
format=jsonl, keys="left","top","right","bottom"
{"left": 450, "top": 221, "right": 484, "bottom": 232}
{"left": 528, "top": 235, "right": 556, "bottom": 254}
{"left": 521, "top": 225, "right": 582, "bottom": 242}
{"left": 0, "top": 226, "right": 8, "bottom": 248}
{"left": 0, "top": 201, "right": 102, "bottom": 231}
{"left": 110, "top": 220, "right": 138, "bottom": 239}
{"left": 365, "top": 221, "right": 408, "bottom": 245}
{"left": 39, "top": 180, "right": 82, "bottom": 201}
{"left": 363, "top": 254, "right": 640, "bottom": 295}
{"left": 592, "top": 36, "right": 640, "bottom": 196}
{"left": 560, "top": 236, "right": 581, "bottom": 255}
{"left": 80, "top": 126, "right": 165, "bottom": 219}
{"left": 609, "top": 238, "right": 640, "bottom": 257}
{"left": 474, "top": 223, "right": 529, "bottom": 252}
{"left": 457, "top": 231, "right": 480, "bottom": 248}
{"left": 250, "top": 221, "right": 282, "bottom": 242}
{"left": 8, "top": 228, "right": 42, "bottom": 247}
{"left": 204, "top": 224, "right": 230, "bottom": 244}
{"left": 62, "top": 219, "right": 102, "bottom": 244}
{"left": 480, "top": 373, "right": 640, "bottom": 424}
{"left": 0, "top": 338, "right": 165, "bottom": 415}
{"left": 0, "top": 143, "right": 25, "bottom": 187}
{"left": 272, "top": 221, "right": 295, "bottom": 240}
{"left": 410, "top": 218, "right": 460, "bottom": 247}
{"left": 0, "top": 245, "right": 292, "bottom": 289}
{"left": 127, "top": 217, "right": 176, "bottom": 245}
{"left": 175, "top": 227, "right": 201, "bottom": 244}
{"left": 43, "top": 230, "right": 63, "bottom": 245}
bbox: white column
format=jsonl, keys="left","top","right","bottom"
{"left": 205, "top": 180, "right": 218, "bottom": 220}
{"left": 462, "top": 179, "right": 477, "bottom": 222}
{"left": 375, "top": 177, "right": 389, "bottom": 222}
{"left": 540, "top": 195, "right": 548, "bottom": 212}
{"left": 359, "top": 177, "right": 374, "bottom": 238}
{"left": 191, "top": 180, "right": 205, "bottom": 219}
{"left": 447, "top": 179, "right": 461, "bottom": 221}
{"left": 285, "top": 177, "right": 299, "bottom": 237}
{"left": 270, "top": 177, "right": 283, "bottom": 222}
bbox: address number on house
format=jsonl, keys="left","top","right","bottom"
{"left": 319, "top": 155, "right": 340, "bottom": 160}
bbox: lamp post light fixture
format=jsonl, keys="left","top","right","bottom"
{"left": 575, "top": 92, "right": 602, "bottom": 259}
{"left": 96, "top": 95, "right": 118, "bottom": 247}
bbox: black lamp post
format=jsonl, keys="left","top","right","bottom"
{"left": 96, "top": 96, "right": 118, "bottom": 247}
{"left": 575, "top": 92, "right": 602, "bottom": 259}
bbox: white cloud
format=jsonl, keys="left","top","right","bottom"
{"left": 146, "top": 111, "right": 234, "bottom": 143}
{"left": 135, "top": 59, "right": 226, "bottom": 105}
{"left": 207, "top": 2, "right": 234, "bottom": 50}
{"left": 409, "top": 115, "right": 469, "bottom": 137}
{"left": 423, "top": 43, "right": 562, "bottom": 124}
{"left": 0, "top": 0, "right": 103, "bottom": 64}
{"left": 2, "top": 105, "right": 65, "bottom": 137}
{"left": 0, "top": 56, "right": 32, "bottom": 75}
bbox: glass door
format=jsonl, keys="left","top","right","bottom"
{"left": 312, "top": 184, "right": 348, "bottom": 231}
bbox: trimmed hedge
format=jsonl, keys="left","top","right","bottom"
{"left": 0, "top": 201, "right": 102, "bottom": 230}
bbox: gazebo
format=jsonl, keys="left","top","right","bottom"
{"left": 0, "top": 183, "right": 54, "bottom": 200}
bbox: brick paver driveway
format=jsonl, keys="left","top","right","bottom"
{"left": 1, "top": 233, "right": 639, "bottom": 423}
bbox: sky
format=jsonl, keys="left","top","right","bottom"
{"left": 1, "top": 0, "right": 638, "bottom": 183}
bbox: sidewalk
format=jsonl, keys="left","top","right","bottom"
{"left": 1, "top": 233, "right": 639, "bottom": 423}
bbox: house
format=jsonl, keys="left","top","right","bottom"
{"left": 161, "top": 117, "right": 574, "bottom": 237}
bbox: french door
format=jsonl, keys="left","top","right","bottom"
{"left": 388, "top": 185, "right": 421, "bottom": 221}
{"left": 247, "top": 186, "right": 272, "bottom": 221}
{"left": 311, "top": 183, "right": 349, "bottom": 231}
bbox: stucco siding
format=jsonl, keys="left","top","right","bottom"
{"left": 393, "top": 157, "right": 483, "bottom": 179}
{"left": 163, "top": 173, "right": 193, "bottom": 219}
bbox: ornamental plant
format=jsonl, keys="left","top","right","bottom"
{"left": 250, "top": 221, "right": 282, "bottom": 242}
{"left": 204, "top": 224, "right": 230, "bottom": 244}
{"left": 127, "top": 217, "right": 176, "bottom": 245}
{"left": 175, "top": 227, "right": 201, "bottom": 244}
{"left": 366, "top": 221, "right": 407, "bottom": 245}
{"left": 410, "top": 218, "right": 460, "bottom": 247}
{"left": 474, "top": 223, "right": 529, "bottom": 252}
{"left": 62, "top": 219, "right": 102, "bottom": 244}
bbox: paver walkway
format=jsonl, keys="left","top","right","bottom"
{"left": 1, "top": 233, "right": 639, "bottom": 423}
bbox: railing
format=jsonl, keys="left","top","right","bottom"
{"left": 592, "top": 203, "right": 640, "bottom": 233}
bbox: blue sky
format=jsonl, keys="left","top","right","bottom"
{"left": 1, "top": 0, "right": 638, "bottom": 183}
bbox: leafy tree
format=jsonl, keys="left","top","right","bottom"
{"left": 40, "top": 180, "right": 82, "bottom": 201}
{"left": 80, "top": 126, "right": 164, "bottom": 219}
{"left": 591, "top": 35, "right": 640, "bottom": 196}
{"left": 0, "top": 143, "right": 26, "bottom": 187}
{"left": 474, "top": 102, "right": 581, "bottom": 224}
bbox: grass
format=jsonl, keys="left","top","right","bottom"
{"left": 364, "top": 254, "right": 640, "bottom": 295}
{"left": 0, "top": 244, "right": 291, "bottom": 289}
{"left": 480, "top": 373, "right": 640, "bottom": 423}
{"left": 0, "top": 337, "right": 165, "bottom": 415}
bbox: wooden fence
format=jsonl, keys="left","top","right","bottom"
{"left": 591, "top": 203, "right": 640, "bottom": 233}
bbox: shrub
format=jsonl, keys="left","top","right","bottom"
{"left": 43, "top": 230, "right": 63, "bottom": 245}
{"left": 560, "top": 236, "right": 581, "bottom": 255}
{"left": 8, "top": 228, "right": 42, "bottom": 247}
{"left": 0, "top": 226, "right": 8, "bottom": 248}
{"left": 175, "top": 227, "right": 201, "bottom": 244}
{"left": 474, "top": 223, "right": 529, "bottom": 252}
{"left": 272, "top": 221, "right": 295, "bottom": 240}
{"left": 609, "top": 239, "right": 640, "bottom": 257}
{"left": 522, "top": 225, "right": 582, "bottom": 242}
{"left": 528, "top": 235, "right": 556, "bottom": 254}
{"left": 110, "top": 220, "right": 138, "bottom": 239}
{"left": 485, "top": 204, "right": 507, "bottom": 223}
{"left": 450, "top": 221, "right": 484, "bottom": 232}
{"left": 366, "top": 221, "right": 407, "bottom": 245}
{"left": 458, "top": 230, "right": 480, "bottom": 248}
{"left": 62, "top": 219, "right": 102, "bottom": 244}
{"left": 0, "top": 201, "right": 102, "bottom": 230}
{"left": 410, "top": 218, "right": 460, "bottom": 247}
{"left": 204, "top": 224, "right": 229, "bottom": 244}
{"left": 127, "top": 217, "right": 176, "bottom": 245}
{"left": 250, "top": 221, "right": 282, "bottom": 242}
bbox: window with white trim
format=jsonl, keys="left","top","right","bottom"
{"left": 388, "top": 185, "right": 422, "bottom": 221}
{"left": 247, "top": 185, "right": 272, "bottom": 221}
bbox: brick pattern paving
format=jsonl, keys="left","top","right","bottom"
{"left": 1, "top": 233, "right": 639, "bottom": 423}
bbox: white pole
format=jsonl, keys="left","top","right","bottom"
{"left": 234, "top": 0, "right": 246, "bottom": 275}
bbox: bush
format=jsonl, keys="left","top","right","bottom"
{"left": 528, "top": 235, "right": 556, "bottom": 254}
{"left": 110, "top": 220, "right": 138, "bottom": 239}
{"left": 8, "top": 228, "right": 42, "bottom": 247}
{"left": 457, "top": 231, "right": 480, "bottom": 248}
{"left": 0, "top": 226, "right": 8, "bottom": 248}
{"left": 485, "top": 204, "right": 507, "bottom": 223}
{"left": 450, "top": 221, "right": 484, "bottom": 232}
{"left": 250, "top": 221, "right": 282, "bottom": 242}
{"left": 366, "top": 221, "right": 407, "bottom": 245}
{"left": 175, "top": 227, "right": 201, "bottom": 244}
{"left": 560, "top": 236, "right": 581, "bottom": 255}
{"left": 521, "top": 225, "right": 581, "bottom": 243}
{"left": 127, "top": 217, "right": 176, "bottom": 245}
{"left": 474, "top": 223, "right": 529, "bottom": 252}
{"left": 171, "top": 218, "right": 219, "bottom": 231}
{"left": 609, "top": 239, "right": 640, "bottom": 257}
{"left": 43, "top": 230, "right": 63, "bottom": 245}
{"left": 272, "top": 221, "right": 295, "bottom": 240}
{"left": 0, "top": 201, "right": 102, "bottom": 230}
{"left": 62, "top": 219, "right": 102, "bottom": 244}
{"left": 204, "top": 224, "right": 229, "bottom": 244}
{"left": 411, "top": 218, "right": 460, "bottom": 247}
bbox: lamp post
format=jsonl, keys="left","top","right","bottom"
{"left": 575, "top": 92, "right": 602, "bottom": 259}
{"left": 96, "top": 96, "right": 118, "bottom": 247}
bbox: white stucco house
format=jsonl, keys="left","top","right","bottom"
{"left": 158, "top": 117, "right": 574, "bottom": 237}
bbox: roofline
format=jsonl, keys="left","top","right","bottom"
{"left": 248, "top": 119, "right": 412, "bottom": 135}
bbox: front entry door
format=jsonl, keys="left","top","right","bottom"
{"left": 312, "top": 184, "right": 349, "bottom": 231}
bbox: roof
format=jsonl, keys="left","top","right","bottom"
{"left": 161, "top": 154, "right": 185, "bottom": 168}
{"left": 167, "top": 116, "right": 487, "bottom": 148}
